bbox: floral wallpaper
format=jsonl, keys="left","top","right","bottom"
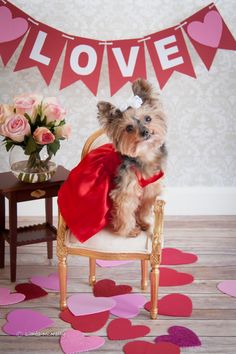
{"left": 0, "top": 0, "right": 235, "bottom": 186}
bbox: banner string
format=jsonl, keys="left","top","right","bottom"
{"left": 137, "top": 37, "right": 151, "bottom": 43}
{"left": 62, "top": 34, "right": 75, "bottom": 40}
{"left": 1, "top": 0, "right": 7, "bottom": 4}
{"left": 99, "top": 41, "right": 113, "bottom": 46}
{"left": 27, "top": 17, "right": 39, "bottom": 26}
{"left": 175, "top": 21, "right": 187, "bottom": 31}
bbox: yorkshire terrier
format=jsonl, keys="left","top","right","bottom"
{"left": 97, "top": 78, "right": 167, "bottom": 237}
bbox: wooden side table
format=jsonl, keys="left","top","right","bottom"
{"left": 0, "top": 165, "right": 69, "bottom": 282}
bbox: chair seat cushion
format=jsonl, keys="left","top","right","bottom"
{"left": 65, "top": 227, "right": 153, "bottom": 254}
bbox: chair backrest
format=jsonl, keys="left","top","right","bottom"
{"left": 81, "top": 129, "right": 110, "bottom": 159}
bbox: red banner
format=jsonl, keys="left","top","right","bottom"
{"left": 106, "top": 39, "right": 146, "bottom": 96}
{"left": 145, "top": 27, "right": 196, "bottom": 89}
{"left": 0, "top": 2, "right": 29, "bottom": 65}
{"left": 60, "top": 37, "right": 104, "bottom": 95}
{"left": 183, "top": 4, "right": 236, "bottom": 70}
{"left": 14, "top": 22, "right": 67, "bottom": 85}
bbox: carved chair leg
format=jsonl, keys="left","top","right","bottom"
{"left": 58, "top": 256, "right": 68, "bottom": 311}
{"left": 89, "top": 258, "right": 96, "bottom": 286}
{"left": 150, "top": 264, "right": 159, "bottom": 319}
{"left": 141, "top": 260, "right": 148, "bottom": 290}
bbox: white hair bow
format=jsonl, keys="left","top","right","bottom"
{"left": 119, "top": 95, "right": 143, "bottom": 112}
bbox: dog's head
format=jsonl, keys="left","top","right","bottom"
{"left": 97, "top": 78, "right": 167, "bottom": 158}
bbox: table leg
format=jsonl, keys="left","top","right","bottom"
{"left": 9, "top": 196, "right": 17, "bottom": 282}
{"left": 45, "top": 197, "right": 53, "bottom": 259}
{"left": 0, "top": 195, "right": 5, "bottom": 268}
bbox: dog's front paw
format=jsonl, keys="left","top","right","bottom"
{"left": 128, "top": 226, "right": 141, "bottom": 237}
{"left": 138, "top": 221, "right": 150, "bottom": 231}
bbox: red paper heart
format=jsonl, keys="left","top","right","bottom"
{"left": 15, "top": 283, "right": 48, "bottom": 300}
{"left": 161, "top": 248, "right": 198, "bottom": 265}
{"left": 107, "top": 318, "right": 150, "bottom": 340}
{"left": 123, "top": 340, "right": 180, "bottom": 354}
{"left": 160, "top": 268, "right": 194, "bottom": 286}
{"left": 144, "top": 293, "right": 192, "bottom": 317}
{"left": 93, "top": 279, "right": 132, "bottom": 297}
{"left": 60, "top": 308, "right": 109, "bottom": 332}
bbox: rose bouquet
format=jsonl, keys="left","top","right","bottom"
{"left": 0, "top": 94, "right": 71, "bottom": 182}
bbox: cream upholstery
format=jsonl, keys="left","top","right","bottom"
{"left": 65, "top": 227, "right": 152, "bottom": 253}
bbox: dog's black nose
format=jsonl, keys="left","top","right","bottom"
{"left": 140, "top": 128, "right": 150, "bottom": 138}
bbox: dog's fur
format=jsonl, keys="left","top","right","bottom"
{"left": 97, "top": 78, "right": 167, "bottom": 236}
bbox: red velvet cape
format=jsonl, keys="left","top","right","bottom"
{"left": 58, "top": 143, "right": 164, "bottom": 243}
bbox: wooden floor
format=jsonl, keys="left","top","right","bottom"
{"left": 0, "top": 216, "right": 236, "bottom": 354}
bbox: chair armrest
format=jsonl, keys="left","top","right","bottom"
{"left": 56, "top": 212, "right": 68, "bottom": 260}
{"left": 150, "top": 199, "right": 165, "bottom": 266}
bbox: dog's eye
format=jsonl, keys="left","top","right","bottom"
{"left": 126, "top": 125, "right": 134, "bottom": 133}
{"left": 145, "top": 116, "right": 152, "bottom": 122}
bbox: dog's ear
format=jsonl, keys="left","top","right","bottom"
{"left": 97, "top": 101, "right": 122, "bottom": 128}
{"left": 132, "top": 78, "right": 152, "bottom": 103}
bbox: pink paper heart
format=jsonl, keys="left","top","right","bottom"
{"left": 0, "top": 6, "right": 28, "bottom": 43}
{"left": 187, "top": 10, "right": 223, "bottom": 48}
{"left": 0, "top": 287, "right": 25, "bottom": 305}
{"left": 217, "top": 280, "right": 236, "bottom": 298}
{"left": 96, "top": 260, "right": 133, "bottom": 267}
{"left": 110, "top": 294, "right": 147, "bottom": 318}
{"left": 3, "top": 309, "right": 54, "bottom": 335}
{"left": 67, "top": 293, "right": 116, "bottom": 316}
{"left": 60, "top": 329, "right": 105, "bottom": 354}
{"left": 30, "top": 272, "right": 60, "bottom": 291}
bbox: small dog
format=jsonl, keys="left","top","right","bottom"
{"left": 97, "top": 78, "right": 167, "bottom": 237}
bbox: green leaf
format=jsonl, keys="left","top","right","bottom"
{"left": 24, "top": 135, "right": 37, "bottom": 155}
{"left": 48, "top": 139, "right": 60, "bottom": 155}
{"left": 5, "top": 140, "right": 14, "bottom": 152}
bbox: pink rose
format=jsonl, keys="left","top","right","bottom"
{"left": 1, "top": 114, "right": 31, "bottom": 142}
{"left": 33, "top": 127, "right": 55, "bottom": 145}
{"left": 54, "top": 124, "right": 72, "bottom": 139}
{"left": 42, "top": 97, "right": 66, "bottom": 124}
{"left": 14, "top": 94, "right": 42, "bottom": 123}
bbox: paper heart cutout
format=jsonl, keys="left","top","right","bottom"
{"left": 0, "top": 287, "right": 25, "bottom": 305}
{"left": 0, "top": 6, "right": 28, "bottom": 43}
{"left": 96, "top": 260, "right": 133, "bottom": 267}
{"left": 123, "top": 340, "right": 180, "bottom": 354}
{"left": 217, "top": 280, "right": 236, "bottom": 298}
{"left": 60, "top": 329, "right": 105, "bottom": 354}
{"left": 160, "top": 267, "right": 194, "bottom": 286}
{"left": 144, "top": 293, "right": 193, "bottom": 317}
{"left": 155, "top": 326, "right": 201, "bottom": 347}
{"left": 15, "top": 283, "right": 48, "bottom": 301}
{"left": 60, "top": 308, "right": 109, "bottom": 332}
{"left": 68, "top": 293, "right": 116, "bottom": 316}
{"left": 93, "top": 279, "right": 132, "bottom": 297}
{"left": 3, "top": 309, "right": 54, "bottom": 335}
{"left": 187, "top": 10, "right": 223, "bottom": 48}
{"left": 161, "top": 248, "right": 198, "bottom": 265}
{"left": 30, "top": 272, "right": 60, "bottom": 291}
{"left": 110, "top": 294, "right": 147, "bottom": 318}
{"left": 107, "top": 318, "right": 150, "bottom": 340}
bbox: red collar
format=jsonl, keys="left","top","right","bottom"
{"left": 135, "top": 169, "right": 164, "bottom": 188}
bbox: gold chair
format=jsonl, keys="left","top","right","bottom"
{"left": 57, "top": 129, "right": 165, "bottom": 319}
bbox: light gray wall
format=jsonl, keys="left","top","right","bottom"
{"left": 0, "top": 0, "right": 235, "bottom": 187}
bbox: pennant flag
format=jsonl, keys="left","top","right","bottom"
{"left": 0, "top": 2, "right": 29, "bottom": 65}
{"left": 107, "top": 39, "right": 146, "bottom": 96}
{"left": 14, "top": 22, "right": 67, "bottom": 85}
{"left": 146, "top": 27, "right": 196, "bottom": 89}
{"left": 60, "top": 37, "right": 105, "bottom": 95}
{"left": 183, "top": 3, "right": 236, "bottom": 70}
